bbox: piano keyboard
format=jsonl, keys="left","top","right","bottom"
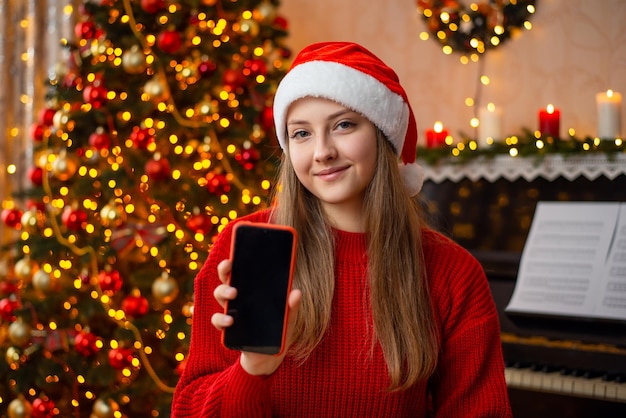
{"left": 505, "top": 366, "right": 626, "bottom": 403}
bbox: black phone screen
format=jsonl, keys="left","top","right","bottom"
{"left": 223, "top": 223, "right": 296, "bottom": 355}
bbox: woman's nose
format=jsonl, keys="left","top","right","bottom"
{"left": 313, "top": 133, "right": 337, "bottom": 162}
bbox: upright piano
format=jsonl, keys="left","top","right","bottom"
{"left": 420, "top": 155, "right": 626, "bottom": 417}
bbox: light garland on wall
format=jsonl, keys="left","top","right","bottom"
{"left": 416, "top": 0, "right": 537, "bottom": 63}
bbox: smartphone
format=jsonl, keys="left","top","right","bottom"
{"left": 222, "top": 222, "right": 297, "bottom": 355}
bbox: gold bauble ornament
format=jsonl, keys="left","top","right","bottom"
{"left": 5, "top": 346, "right": 22, "bottom": 367}
{"left": 21, "top": 209, "right": 44, "bottom": 233}
{"left": 237, "top": 19, "right": 260, "bottom": 37}
{"left": 90, "top": 39, "right": 108, "bottom": 58}
{"left": 14, "top": 258, "right": 35, "bottom": 281}
{"left": 8, "top": 318, "right": 31, "bottom": 347}
{"left": 122, "top": 45, "right": 147, "bottom": 74}
{"left": 8, "top": 396, "right": 33, "bottom": 418}
{"left": 100, "top": 201, "right": 126, "bottom": 228}
{"left": 51, "top": 151, "right": 78, "bottom": 181}
{"left": 52, "top": 109, "right": 70, "bottom": 130}
{"left": 253, "top": 1, "right": 277, "bottom": 22}
{"left": 90, "top": 397, "right": 119, "bottom": 418}
{"left": 32, "top": 270, "right": 55, "bottom": 293}
{"left": 152, "top": 272, "right": 179, "bottom": 304}
{"left": 144, "top": 76, "right": 169, "bottom": 101}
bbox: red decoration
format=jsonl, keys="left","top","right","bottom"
{"left": 26, "top": 199, "right": 46, "bottom": 213}
{"left": 145, "top": 157, "right": 171, "bottom": 181}
{"left": 0, "top": 280, "right": 18, "bottom": 295}
{"left": 30, "top": 123, "right": 46, "bottom": 142}
{"left": 74, "top": 21, "right": 97, "bottom": 40}
{"left": 32, "top": 397, "right": 56, "bottom": 418}
{"left": 89, "top": 130, "right": 111, "bottom": 150}
{"left": 205, "top": 171, "right": 231, "bottom": 195}
{"left": 425, "top": 122, "right": 448, "bottom": 148}
{"left": 141, "top": 0, "right": 165, "bottom": 13}
{"left": 62, "top": 206, "right": 88, "bottom": 231}
{"left": 273, "top": 16, "right": 289, "bottom": 30}
{"left": 108, "top": 346, "right": 134, "bottom": 369}
{"left": 2, "top": 208, "right": 23, "bottom": 228}
{"left": 130, "top": 126, "right": 155, "bottom": 149}
{"left": 235, "top": 148, "right": 260, "bottom": 171}
{"left": 74, "top": 330, "right": 101, "bottom": 357}
{"left": 83, "top": 84, "right": 108, "bottom": 108}
{"left": 0, "top": 298, "right": 19, "bottom": 321}
{"left": 98, "top": 268, "right": 123, "bottom": 293}
{"left": 121, "top": 294, "right": 149, "bottom": 317}
{"left": 186, "top": 213, "right": 213, "bottom": 234}
{"left": 222, "top": 68, "right": 246, "bottom": 90}
{"left": 244, "top": 59, "right": 267, "bottom": 77}
{"left": 157, "top": 29, "right": 183, "bottom": 54}
{"left": 39, "top": 108, "right": 57, "bottom": 126}
{"left": 198, "top": 59, "right": 217, "bottom": 77}
{"left": 28, "top": 166, "right": 44, "bottom": 186}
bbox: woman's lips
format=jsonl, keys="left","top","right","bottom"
{"left": 315, "top": 166, "right": 348, "bottom": 181}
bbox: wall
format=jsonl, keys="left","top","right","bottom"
{"left": 278, "top": 0, "right": 626, "bottom": 143}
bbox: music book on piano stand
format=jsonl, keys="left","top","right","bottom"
{"left": 506, "top": 201, "right": 626, "bottom": 321}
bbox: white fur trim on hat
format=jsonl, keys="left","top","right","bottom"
{"left": 273, "top": 60, "right": 410, "bottom": 156}
{"left": 399, "top": 162, "right": 424, "bottom": 196}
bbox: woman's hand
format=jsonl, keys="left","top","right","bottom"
{"left": 211, "top": 259, "right": 302, "bottom": 376}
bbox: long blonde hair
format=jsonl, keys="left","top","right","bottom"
{"left": 271, "top": 130, "right": 439, "bottom": 391}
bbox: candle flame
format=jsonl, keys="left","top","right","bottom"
{"left": 434, "top": 121, "right": 443, "bottom": 133}
{"left": 607, "top": 89, "right": 614, "bottom": 98}
{"left": 546, "top": 104, "right": 554, "bottom": 114}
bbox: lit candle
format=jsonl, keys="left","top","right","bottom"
{"left": 478, "top": 103, "right": 502, "bottom": 147}
{"left": 538, "top": 104, "right": 560, "bottom": 138}
{"left": 596, "top": 89, "right": 622, "bottom": 139}
{"left": 425, "top": 121, "right": 448, "bottom": 148}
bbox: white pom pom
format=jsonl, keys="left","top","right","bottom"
{"left": 399, "top": 162, "right": 424, "bottom": 196}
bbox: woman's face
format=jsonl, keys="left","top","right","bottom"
{"left": 286, "top": 97, "right": 378, "bottom": 219}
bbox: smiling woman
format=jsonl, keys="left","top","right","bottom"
{"left": 416, "top": 0, "right": 537, "bottom": 59}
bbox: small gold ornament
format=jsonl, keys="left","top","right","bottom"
{"left": 5, "top": 346, "right": 22, "bottom": 367}
{"left": 32, "top": 270, "right": 55, "bottom": 294}
{"left": 20, "top": 209, "right": 43, "bottom": 232}
{"left": 91, "top": 397, "right": 119, "bottom": 418}
{"left": 100, "top": 201, "right": 126, "bottom": 228}
{"left": 7, "top": 396, "right": 33, "bottom": 418}
{"left": 51, "top": 151, "right": 78, "bottom": 181}
{"left": 122, "top": 45, "right": 147, "bottom": 74}
{"left": 8, "top": 318, "right": 32, "bottom": 347}
{"left": 52, "top": 109, "right": 70, "bottom": 130}
{"left": 144, "top": 76, "right": 169, "bottom": 101}
{"left": 152, "top": 272, "right": 180, "bottom": 304}
{"left": 14, "top": 258, "right": 35, "bottom": 281}
{"left": 237, "top": 19, "right": 260, "bottom": 37}
{"left": 253, "top": 1, "right": 277, "bottom": 22}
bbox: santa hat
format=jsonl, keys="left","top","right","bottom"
{"left": 273, "top": 41, "right": 423, "bottom": 195}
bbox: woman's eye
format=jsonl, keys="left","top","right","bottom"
{"left": 289, "top": 130, "right": 309, "bottom": 139}
{"left": 337, "top": 120, "right": 355, "bottom": 130}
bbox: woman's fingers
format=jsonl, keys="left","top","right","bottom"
{"left": 217, "top": 259, "right": 232, "bottom": 283}
{"left": 211, "top": 312, "right": 233, "bottom": 331}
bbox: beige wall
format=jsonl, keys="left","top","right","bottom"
{"left": 279, "top": 0, "right": 626, "bottom": 143}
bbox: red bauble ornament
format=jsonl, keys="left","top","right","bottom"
{"left": 260, "top": 106, "right": 275, "bottom": 131}
{"left": 39, "top": 108, "right": 57, "bottom": 126}
{"left": 205, "top": 171, "right": 231, "bottom": 195}
{"left": 74, "top": 20, "right": 97, "bottom": 40}
{"left": 222, "top": 68, "right": 246, "bottom": 90}
{"left": 244, "top": 58, "right": 267, "bottom": 77}
{"left": 198, "top": 59, "right": 217, "bottom": 77}
{"left": 273, "top": 16, "right": 289, "bottom": 30}
{"left": 83, "top": 84, "right": 108, "bottom": 108}
{"left": 89, "top": 130, "right": 111, "bottom": 150}
{"left": 186, "top": 213, "right": 213, "bottom": 234}
{"left": 2, "top": 208, "right": 23, "bottom": 228}
{"left": 0, "top": 280, "right": 18, "bottom": 295}
{"left": 30, "top": 123, "right": 46, "bottom": 142}
{"left": 28, "top": 166, "right": 44, "bottom": 186}
{"left": 145, "top": 157, "right": 171, "bottom": 181}
{"left": 108, "top": 347, "right": 134, "bottom": 369}
{"left": 32, "top": 397, "right": 56, "bottom": 418}
{"left": 26, "top": 199, "right": 46, "bottom": 213}
{"left": 74, "top": 330, "right": 101, "bottom": 357}
{"left": 0, "top": 298, "right": 19, "bottom": 321}
{"left": 98, "top": 268, "right": 123, "bottom": 293}
{"left": 157, "top": 29, "right": 183, "bottom": 54}
{"left": 130, "top": 126, "right": 155, "bottom": 149}
{"left": 141, "top": 0, "right": 165, "bottom": 13}
{"left": 121, "top": 294, "right": 149, "bottom": 317}
{"left": 235, "top": 148, "right": 260, "bottom": 171}
{"left": 62, "top": 206, "right": 87, "bottom": 231}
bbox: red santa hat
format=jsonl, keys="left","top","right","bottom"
{"left": 273, "top": 41, "right": 423, "bottom": 195}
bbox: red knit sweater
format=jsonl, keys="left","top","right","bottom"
{"left": 172, "top": 210, "right": 512, "bottom": 417}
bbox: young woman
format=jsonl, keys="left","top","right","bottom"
{"left": 171, "top": 42, "right": 512, "bottom": 417}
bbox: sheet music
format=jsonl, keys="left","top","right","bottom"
{"left": 506, "top": 202, "right": 622, "bottom": 319}
{"left": 595, "top": 204, "right": 626, "bottom": 320}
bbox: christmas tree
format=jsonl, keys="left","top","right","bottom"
{"left": 0, "top": 0, "right": 290, "bottom": 416}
